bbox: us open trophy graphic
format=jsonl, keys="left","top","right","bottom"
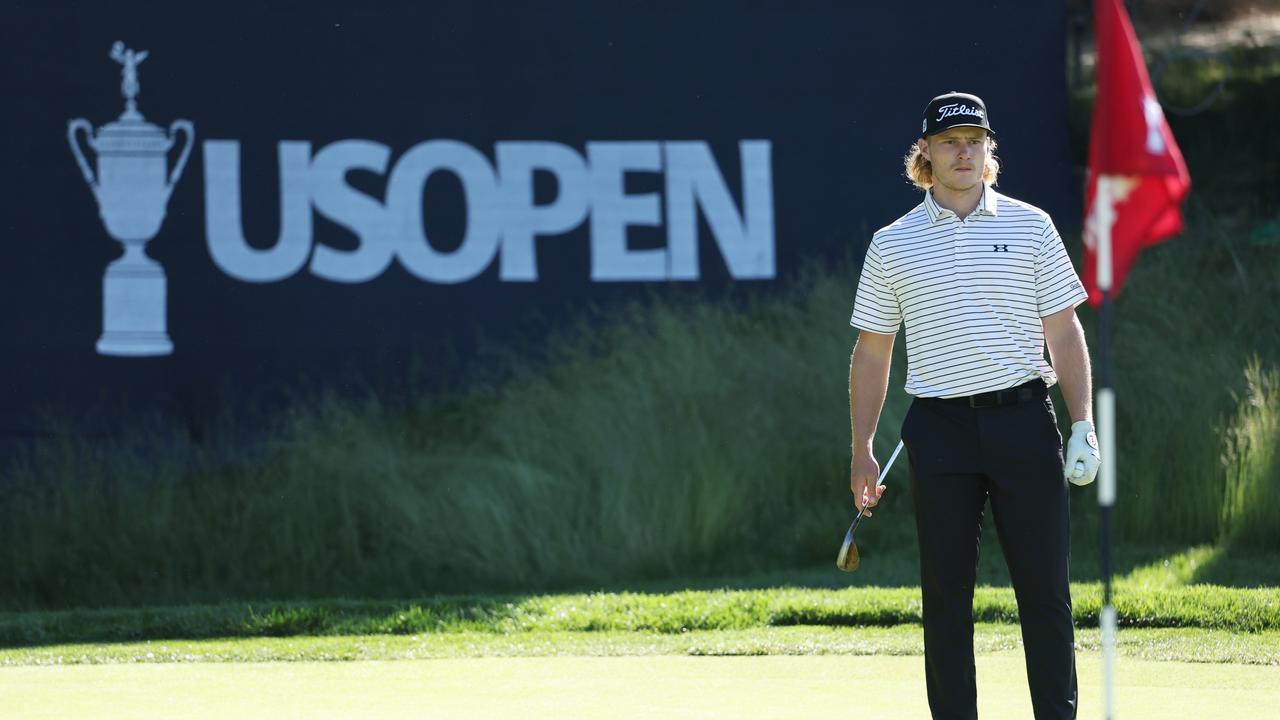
{"left": 68, "top": 42, "right": 194, "bottom": 356}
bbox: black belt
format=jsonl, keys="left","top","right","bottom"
{"left": 922, "top": 379, "right": 1047, "bottom": 408}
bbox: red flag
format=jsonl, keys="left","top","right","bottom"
{"left": 1083, "top": 0, "right": 1191, "bottom": 306}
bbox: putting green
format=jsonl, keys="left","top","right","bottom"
{"left": 1, "top": 651, "right": 1276, "bottom": 719}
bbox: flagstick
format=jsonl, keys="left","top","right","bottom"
{"left": 1095, "top": 175, "right": 1119, "bottom": 720}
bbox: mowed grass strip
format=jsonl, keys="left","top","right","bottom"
{"left": 3, "top": 584, "right": 1278, "bottom": 648}
{"left": 2, "top": 625, "right": 1277, "bottom": 667}
{"left": 2, "top": 651, "right": 1279, "bottom": 720}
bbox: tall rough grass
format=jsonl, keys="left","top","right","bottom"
{"left": 1066, "top": 41, "right": 1280, "bottom": 543}
{"left": 1, "top": 216, "right": 1274, "bottom": 608}
{"left": 1219, "top": 360, "right": 1280, "bottom": 547}
{"left": 0, "top": 266, "right": 913, "bottom": 609}
{"left": 1089, "top": 206, "right": 1280, "bottom": 543}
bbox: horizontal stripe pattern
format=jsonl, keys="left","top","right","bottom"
{"left": 850, "top": 185, "right": 1087, "bottom": 398}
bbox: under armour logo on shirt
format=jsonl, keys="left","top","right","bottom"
{"left": 993, "top": 244, "right": 1009, "bottom": 252}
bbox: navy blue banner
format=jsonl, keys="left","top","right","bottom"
{"left": 0, "top": 1, "right": 1075, "bottom": 434}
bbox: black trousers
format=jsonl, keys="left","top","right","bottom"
{"left": 901, "top": 392, "right": 1077, "bottom": 720}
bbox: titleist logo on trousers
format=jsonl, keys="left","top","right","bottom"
{"left": 936, "top": 103, "right": 985, "bottom": 121}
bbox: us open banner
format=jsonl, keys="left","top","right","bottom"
{"left": 0, "top": 1, "right": 1075, "bottom": 435}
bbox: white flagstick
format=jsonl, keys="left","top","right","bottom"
{"left": 1096, "top": 175, "right": 1116, "bottom": 292}
{"left": 1096, "top": 175, "right": 1119, "bottom": 720}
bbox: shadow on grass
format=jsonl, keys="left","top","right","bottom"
{"left": 621, "top": 533, "right": 1280, "bottom": 593}
{"left": 1184, "top": 545, "right": 1280, "bottom": 588}
{"left": 0, "top": 596, "right": 538, "bottom": 650}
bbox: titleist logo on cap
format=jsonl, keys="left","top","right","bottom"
{"left": 920, "top": 92, "right": 994, "bottom": 137}
{"left": 935, "top": 103, "right": 985, "bottom": 122}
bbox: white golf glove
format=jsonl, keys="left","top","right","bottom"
{"left": 1064, "top": 420, "right": 1101, "bottom": 486}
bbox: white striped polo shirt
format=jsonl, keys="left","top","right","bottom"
{"left": 850, "top": 184, "right": 1087, "bottom": 398}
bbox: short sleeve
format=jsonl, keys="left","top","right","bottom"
{"left": 1035, "top": 217, "right": 1088, "bottom": 317}
{"left": 850, "top": 236, "right": 902, "bottom": 334}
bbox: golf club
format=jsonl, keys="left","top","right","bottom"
{"left": 836, "top": 439, "right": 904, "bottom": 572}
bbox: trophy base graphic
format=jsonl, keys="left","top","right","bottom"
{"left": 96, "top": 251, "right": 173, "bottom": 357}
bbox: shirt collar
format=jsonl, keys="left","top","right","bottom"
{"left": 924, "top": 183, "right": 999, "bottom": 223}
{"left": 977, "top": 183, "right": 999, "bottom": 217}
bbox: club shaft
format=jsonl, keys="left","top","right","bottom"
{"left": 858, "top": 439, "right": 905, "bottom": 516}
{"left": 877, "top": 440, "right": 905, "bottom": 487}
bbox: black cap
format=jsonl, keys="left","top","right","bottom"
{"left": 920, "top": 92, "right": 994, "bottom": 138}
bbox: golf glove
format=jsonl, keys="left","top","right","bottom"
{"left": 1064, "top": 420, "right": 1101, "bottom": 486}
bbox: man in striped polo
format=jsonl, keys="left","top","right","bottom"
{"left": 848, "top": 92, "right": 1101, "bottom": 720}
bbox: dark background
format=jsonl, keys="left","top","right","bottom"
{"left": 0, "top": 1, "right": 1075, "bottom": 437}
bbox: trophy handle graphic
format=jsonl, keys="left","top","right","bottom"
{"left": 67, "top": 118, "right": 99, "bottom": 190}
{"left": 166, "top": 119, "right": 194, "bottom": 192}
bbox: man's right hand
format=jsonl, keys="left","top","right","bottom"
{"left": 850, "top": 453, "right": 886, "bottom": 516}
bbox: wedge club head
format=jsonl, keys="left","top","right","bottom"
{"left": 836, "top": 510, "right": 867, "bottom": 571}
{"left": 836, "top": 440, "right": 904, "bottom": 572}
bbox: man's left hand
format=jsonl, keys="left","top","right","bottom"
{"left": 1065, "top": 420, "right": 1101, "bottom": 486}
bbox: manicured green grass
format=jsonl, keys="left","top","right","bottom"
{"left": 3, "top": 575, "right": 1277, "bottom": 650}
{"left": 2, "top": 650, "right": 1277, "bottom": 720}
{"left": 3, "top": 625, "right": 1277, "bottom": 667}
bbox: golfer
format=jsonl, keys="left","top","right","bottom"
{"left": 848, "top": 91, "right": 1101, "bottom": 720}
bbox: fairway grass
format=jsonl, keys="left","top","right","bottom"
{"left": 1, "top": 650, "right": 1276, "bottom": 720}
{"left": 2, "top": 624, "right": 1278, "bottom": 667}
{"left": 5, "top": 577, "right": 1279, "bottom": 649}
